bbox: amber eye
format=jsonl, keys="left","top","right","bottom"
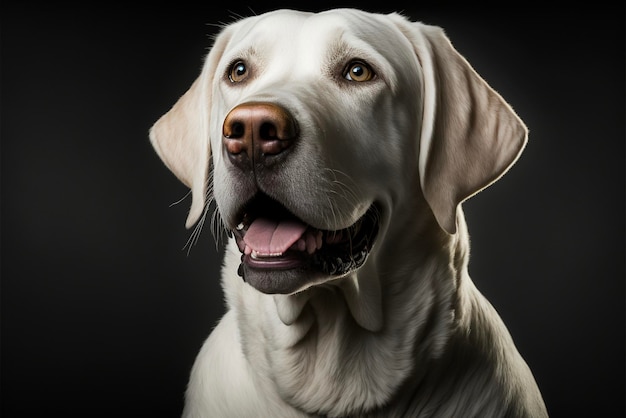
{"left": 343, "top": 61, "right": 374, "bottom": 82}
{"left": 229, "top": 60, "right": 249, "bottom": 83}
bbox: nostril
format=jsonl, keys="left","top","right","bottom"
{"left": 227, "top": 121, "right": 246, "bottom": 139}
{"left": 259, "top": 122, "right": 278, "bottom": 140}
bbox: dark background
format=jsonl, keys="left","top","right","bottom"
{"left": 2, "top": 2, "right": 624, "bottom": 417}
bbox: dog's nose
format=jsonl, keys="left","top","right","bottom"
{"left": 223, "top": 102, "right": 298, "bottom": 169}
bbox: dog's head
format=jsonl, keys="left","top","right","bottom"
{"left": 150, "top": 9, "right": 527, "bottom": 295}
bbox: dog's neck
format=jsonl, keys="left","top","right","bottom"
{"left": 223, "top": 200, "right": 473, "bottom": 416}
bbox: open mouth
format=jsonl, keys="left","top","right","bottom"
{"left": 231, "top": 193, "right": 380, "bottom": 292}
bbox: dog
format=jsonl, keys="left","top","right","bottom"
{"left": 150, "top": 9, "right": 548, "bottom": 417}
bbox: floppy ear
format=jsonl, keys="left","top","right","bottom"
{"left": 392, "top": 16, "right": 528, "bottom": 234}
{"left": 149, "top": 30, "right": 230, "bottom": 229}
{"left": 149, "top": 77, "right": 209, "bottom": 228}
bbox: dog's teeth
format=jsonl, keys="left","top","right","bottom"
{"left": 236, "top": 223, "right": 245, "bottom": 231}
{"left": 306, "top": 233, "right": 318, "bottom": 254}
{"left": 251, "top": 250, "right": 283, "bottom": 259}
{"left": 316, "top": 231, "right": 323, "bottom": 249}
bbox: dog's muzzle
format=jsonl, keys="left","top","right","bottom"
{"left": 220, "top": 102, "right": 380, "bottom": 294}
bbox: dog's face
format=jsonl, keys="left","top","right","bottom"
{"left": 150, "top": 9, "right": 527, "bottom": 296}
{"left": 210, "top": 10, "right": 423, "bottom": 294}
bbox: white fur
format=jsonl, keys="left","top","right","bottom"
{"left": 150, "top": 9, "right": 548, "bottom": 417}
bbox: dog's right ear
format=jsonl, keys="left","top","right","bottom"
{"left": 150, "top": 77, "right": 209, "bottom": 229}
{"left": 149, "top": 30, "right": 231, "bottom": 229}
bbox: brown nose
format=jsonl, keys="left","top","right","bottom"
{"left": 222, "top": 102, "right": 298, "bottom": 169}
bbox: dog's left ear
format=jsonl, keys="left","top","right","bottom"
{"left": 149, "top": 29, "right": 231, "bottom": 229}
{"left": 392, "top": 15, "right": 528, "bottom": 234}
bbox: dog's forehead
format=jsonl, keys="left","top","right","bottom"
{"left": 224, "top": 9, "right": 408, "bottom": 65}
{"left": 233, "top": 9, "right": 376, "bottom": 37}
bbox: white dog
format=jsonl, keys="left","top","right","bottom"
{"left": 150, "top": 9, "right": 548, "bottom": 417}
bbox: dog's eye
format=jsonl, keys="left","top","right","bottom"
{"left": 229, "top": 60, "right": 249, "bottom": 83}
{"left": 343, "top": 61, "right": 374, "bottom": 82}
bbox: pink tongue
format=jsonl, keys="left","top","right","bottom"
{"left": 243, "top": 218, "right": 308, "bottom": 255}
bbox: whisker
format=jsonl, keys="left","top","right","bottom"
{"left": 183, "top": 200, "right": 209, "bottom": 256}
{"left": 205, "top": 167, "right": 228, "bottom": 250}
{"left": 181, "top": 163, "right": 219, "bottom": 255}
{"left": 323, "top": 168, "right": 362, "bottom": 208}
{"left": 169, "top": 190, "right": 192, "bottom": 208}
{"left": 318, "top": 168, "right": 365, "bottom": 231}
